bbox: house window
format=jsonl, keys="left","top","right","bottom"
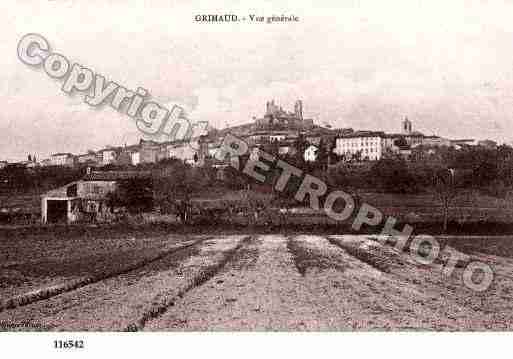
{"left": 66, "top": 184, "right": 77, "bottom": 197}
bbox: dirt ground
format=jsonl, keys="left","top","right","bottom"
{"left": 1, "top": 233, "right": 513, "bottom": 331}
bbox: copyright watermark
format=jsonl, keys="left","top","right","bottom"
{"left": 216, "top": 133, "right": 495, "bottom": 292}
{"left": 17, "top": 33, "right": 207, "bottom": 148}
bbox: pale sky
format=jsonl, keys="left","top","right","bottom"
{"left": 2, "top": 0, "right": 513, "bottom": 161}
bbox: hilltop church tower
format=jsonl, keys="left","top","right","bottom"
{"left": 402, "top": 117, "right": 412, "bottom": 134}
{"left": 294, "top": 100, "right": 303, "bottom": 120}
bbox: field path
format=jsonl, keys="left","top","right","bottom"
{"left": 147, "top": 235, "right": 339, "bottom": 330}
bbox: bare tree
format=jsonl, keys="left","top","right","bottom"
{"left": 154, "top": 162, "right": 208, "bottom": 224}
{"left": 433, "top": 168, "right": 458, "bottom": 233}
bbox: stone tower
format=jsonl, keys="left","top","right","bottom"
{"left": 294, "top": 100, "right": 303, "bottom": 120}
{"left": 266, "top": 100, "right": 279, "bottom": 116}
{"left": 402, "top": 117, "right": 412, "bottom": 134}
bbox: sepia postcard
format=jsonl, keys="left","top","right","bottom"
{"left": 1, "top": 0, "right": 513, "bottom": 357}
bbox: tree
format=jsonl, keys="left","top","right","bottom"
{"left": 497, "top": 144, "right": 513, "bottom": 187}
{"left": 223, "top": 158, "right": 250, "bottom": 190}
{"left": 266, "top": 139, "right": 280, "bottom": 158}
{"left": 107, "top": 177, "right": 154, "bottom": 214}
{"left": 327, "top": 138, "right": 338, "bottom": 166}
{"left": 153, "top": 162, "right": 210, "bottom": 224}
{"left": 315, "top": 138, "right": 329, "bottom": 173}
{"left": 293, "top": 133, "right": 308, "bottom": 169}
{"left": 432, "top": 168, "right": 460, "bottom": 233}
{"left": 369, "top": 157, "right": 415, "bottom": 193}
{"left": 241, "top": 189, "right": 271, "bottom": 226}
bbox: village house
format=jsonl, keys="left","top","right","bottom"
{"left": 477, "top": 139, "right": 498, "bottom": 149}
{"left": 249, "top": 130, "right": 290, "bottom": 143}
{"left": 118, "top": 145, "right": 141, "bottom": 166}
{"left": 48, "top": 153, "right": 75, "bottom": 166}
{"left": 304, "top": 144, "right": 318, "bottom": 162}
{"left": 161, "top": 137, "right": 209, "bottom": 166}
{"left": 335, "top": 131, "right": 386, "bottom": 161}
{"left": 450, "top": 139, "right": 476, "bottom": 149}
{"left": 97, "top": 147, "right": 120, "bottom": 166}
{"left": 165, "top": 142, "right": 196, "bottom": 164}
{"left": 39, "top": 158, "right": 52, "bottom": 167}
{"left": 249, "top": 147, "right": 261, "bottom": 161}
{"left": 278, "top": 138, "right": 296, "bottom": 155}
{"left": 76, "top": 151, "right": 100, "bottom": 166}
{"left": 422, "top": 135, "right": 452, "bottom": 147}
{"left": 208, "top": 144, "right": 220, "bottom": 159}
{"left": 139, "top": 139, "right": 160, "bottom": 164}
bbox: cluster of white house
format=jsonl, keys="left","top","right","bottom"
{"left": 7, "top": 117, "right": 494, "bottom": 172}
{"left": 38, "top": 117, "right": 490, "bottom": 225}
{"left": 243, "top": 117, "right": 485, "bottom": 164}
{"left": 31, "top": 137, "right": 210, "bottom": 169}
{"left": 0, "top": 99, "right": 502, "bottom": 225}
{"left": 332, "top": 118, "right": 486, "bottom": 162}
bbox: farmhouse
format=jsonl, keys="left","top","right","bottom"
{"left": 41, "top": 170, "right": 152, "bottom": 224}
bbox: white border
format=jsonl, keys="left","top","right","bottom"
{"left": 1, "top": 332, "right": 511, "bottom": 359}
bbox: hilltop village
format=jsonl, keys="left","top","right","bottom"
{"left": 0, "top": 100, "right": 506, "bottom": 225}
{"left": 0, "top": 99, "right": 492, "bottom": 172}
